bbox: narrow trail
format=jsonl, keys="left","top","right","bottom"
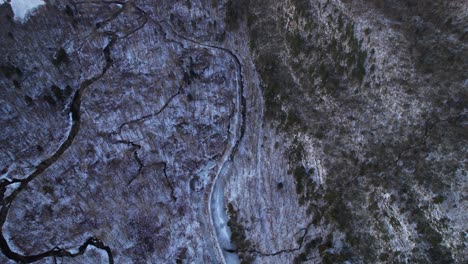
{"left": 160, "top": 22, "right": 246, "bottom": 264}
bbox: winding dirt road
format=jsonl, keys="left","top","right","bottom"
{"left": 0, "top": 3, "right": 246, "bottom": 262}
{"left": 161, "top": 22, "right": 246, "bottom": 264}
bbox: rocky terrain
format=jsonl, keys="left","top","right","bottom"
{"left": 0, "top": 0, "right": 466, "bottom": 263}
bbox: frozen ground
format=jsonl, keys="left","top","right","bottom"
{"left": 0, "top": 0, "right": 466, "bottom": 263}
{"left": 2, "top": 0, "right": 44, "bottom": 22}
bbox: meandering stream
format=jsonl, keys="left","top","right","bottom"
{"left": 0, "top": 7, "right": 246, "bottom": 262}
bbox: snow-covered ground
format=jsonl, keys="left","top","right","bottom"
{"left": 2, "top": 0, "right": 44, "bottom": 22}
{"left": 210, "top": 164, "right": 240, "bottom": 264}
{"left": 208, "top": 66, "right": 242, "bottom": 263}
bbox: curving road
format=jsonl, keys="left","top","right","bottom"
{"left": 0, "top": 8, "right": 246, "bottom": 262}
{"left": 161, "top": 22, "right": 246, "bottom": 264}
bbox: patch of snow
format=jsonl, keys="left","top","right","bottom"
{"left": 463, "top": 79, "right": 468, "bottom": 87}
{"left": 0, "top": 163, "right": 15, "bottom": 181}
{"left": 224, "top": 252, "right": 241, "bottom": 264}
{"left": 69, "top": 112, "right": 73, "bottom": 128}
{"left": 3, "top": 182, "right": 20, "bottom": 198}
{"left": 2, "top": 0, "right": 45, "bottom": 22}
